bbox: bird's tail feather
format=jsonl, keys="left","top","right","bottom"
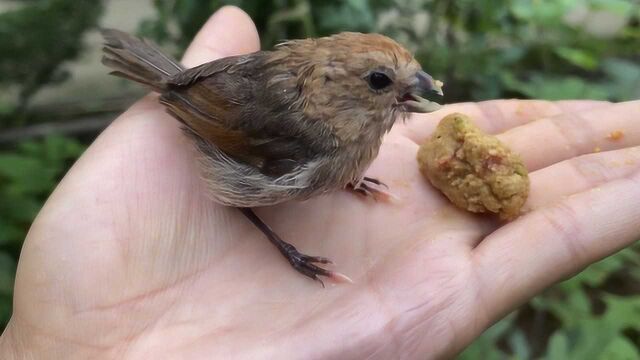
{"left": 100, "top": 28, "right": 183, "bottom": 92}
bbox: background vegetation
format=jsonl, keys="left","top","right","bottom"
{"left": 1, "top": 0, "right": 639, "bottom": 357}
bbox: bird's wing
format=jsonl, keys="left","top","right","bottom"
{"left": 161, "top": 54, "right": 334, "bottom": 178}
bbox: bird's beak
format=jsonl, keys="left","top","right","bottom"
{"left": 400, "top": 71, "right": 444, "bottom": 113}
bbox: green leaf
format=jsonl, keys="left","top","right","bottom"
{"left": 0, "top": 252, "right": 16, "bottom": 296}
{"left": 548, "top": 290, "right": 591, "bottom": 326}
{"left": 601, "top": 295, "right": 640, "bottom": 330}
{"left": 511, "top": 0, "right": 575, "bottom": 23}
{"left": 5, "top": 196, "right": 41, "bottom": 223}
{"left": 546, "top": 331, "right": 570, "bottom": 360}
{"left": 0, "top": 154, "right": 42, "bottom": 180}
{"left": 598, "top": 336, "right": 640, "bottom": 360}
{"left": 316, "top": 0, "right": 376, "bottom": 32}
{"left": 602, "top": 59, "right": 640, "bottom": 101}
{"left": 42, "top": 136, "right": 85, "bottom": 162}
{"left": 0, "top": 220, "right": 24, "bottom": 245}
{"left": 458, "top": 314, "right": 515, "bottom": 360}
{"left": 555, "top": 47, "right": 599, "bottom": 70}
{"left": 501, "top": 73, "right": 610, "bottom": 100}
{"left": 591, "top": 0, "right": 634, "bottom": 16}
{"left": 507, "top": 329, "right": 530, "bottom": 360}
{"left": 573, "top": 250, "right": 627, "bottom": 287}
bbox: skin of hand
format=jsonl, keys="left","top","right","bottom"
{"left": 1, "top": 6, "right": 640, "bottom": 360}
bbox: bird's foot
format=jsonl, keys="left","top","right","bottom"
{"left": 282, "top": 244, "right": 353, "bottom": 287}
{"left": 348, "top": 177, "right": 398, "bottom": 203}
{"left": 239, "top": 208, "right": 353, "bottom": 287}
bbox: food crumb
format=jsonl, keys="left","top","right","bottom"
{"left": 594, "top": 146, "right": 601, "bottom": 152}
{"left": 607, "top": 130, "right": 624, "bottom": 141}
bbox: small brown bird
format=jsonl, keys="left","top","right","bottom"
{"left": 101, "top": 29, "right": 443, "bottom": 285}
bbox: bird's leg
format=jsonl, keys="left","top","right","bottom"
{"left": 347, "top": 177, "right": 397, "bottom": 202}
{"left": 238, "top": 208, "right": 352, "bottom": 286}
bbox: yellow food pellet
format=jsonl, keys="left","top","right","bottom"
{"left": 607, "top": 130, "right": 624, "bottom": 141}
{"left": 417, "top": 113, "right": 530, "bottom": 221}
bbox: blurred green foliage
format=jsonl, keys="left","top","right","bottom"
{"left": 0, "top": 0, "right": 103, "bottom": 125}
{"left": 140, "top": 0, "right": 640, "bottom": 103}
{"left": 0, "top": 0, "right": 638, "bottom": 356}
{"left": 0, "top": 136, "right": 85, "bottom": 325}
{"left": 460, "top": 245, "right": 640, "bottom": 359}
{"left": 0, "top": 0, "right": 102, "bottom": 329}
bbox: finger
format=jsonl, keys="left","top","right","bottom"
{"left": 400, "top": 100, "right": 610, "bottom": 144}
{"left": 181, "top": 6, "right": 260, "bottom": 67}
{"left": 526, "top": 146, "right": 640, "bottom": 210}
{"left": 498, "top": 100, "right": 640, "bottom": 171}
{"left": 472, "top": 169, "right": 640, "bottom": 321}
{"left": 459, "top": 147, "right": 640, "bottom": 249}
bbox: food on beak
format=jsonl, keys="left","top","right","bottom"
{"left": 401, "top": 71, "right": 444, "bottom": 113}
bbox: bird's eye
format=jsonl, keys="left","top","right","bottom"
{"left": 367, "top": 72, "right": 393, "bottom": 91}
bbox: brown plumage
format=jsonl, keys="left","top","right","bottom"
{"left": 101, "top": 29, "right": 443, "bottom": 284}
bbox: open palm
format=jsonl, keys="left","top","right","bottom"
{"left": 2, "top": 7, "right": 639, "bottom": 360}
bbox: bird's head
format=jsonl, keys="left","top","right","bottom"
{"left": 265, "top": 32, "right": 444, "bottom": 141}
{"left": 316, "top": 32, "right": 443, "bottom": 113}
{"left": 275, "top": 32, "right": 442, "bottom": 110}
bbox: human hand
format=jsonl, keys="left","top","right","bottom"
{"left": 1, "top": 6, "right": 639, "bottom": 359}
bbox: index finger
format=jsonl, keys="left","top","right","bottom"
{"left": 400, "top": 99, "right": 610, "bottom": 145}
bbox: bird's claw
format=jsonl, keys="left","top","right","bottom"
{"left": 287, "top": 249, "right": 352, "bottom": 287}
{"left": 363, "top": 177, "right": 389, "bottom": 189}
{"left": 348, "top": 178, "right": 398, "bottom": 203}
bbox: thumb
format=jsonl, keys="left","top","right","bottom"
{"left": 181, "top": 6, "right": 260, "bottom": 68}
